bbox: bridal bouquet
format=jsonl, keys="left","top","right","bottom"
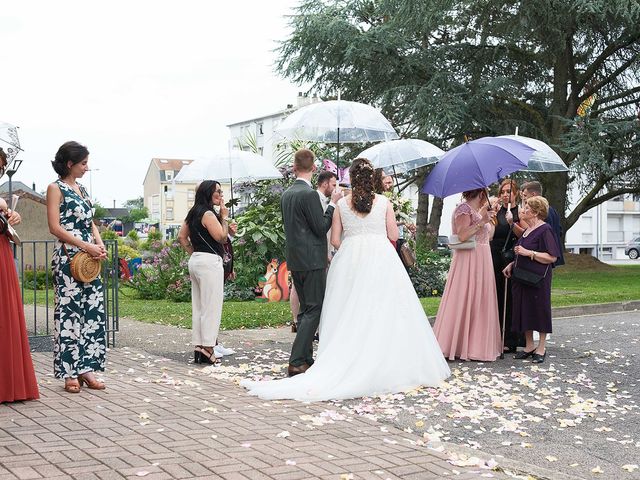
{"left": 384, "top": 191, "right": 414, "bottom": 224}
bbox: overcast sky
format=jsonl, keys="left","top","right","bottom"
{"left": 0, "top": 0, "right": 305, "bottom": 207}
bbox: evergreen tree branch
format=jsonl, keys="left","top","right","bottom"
{"left": 597, "top": 85, "right": 640, "bottom": 105}
{"left": 578, "top": 51, "right": 640, "bottom": 102}
{"left": 575, "top": 32, "right": 640, "bottom": 96}
{"left": 592, "top": 96, "right": 640, "bottom": 115}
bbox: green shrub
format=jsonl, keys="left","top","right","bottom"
{"left": 117, "top": 244, "right": 141, "bottom": 260}
{"left": 407, "top": 249, "right": 451, "bottom": 297}
{"left": 139, "top": 238, "right": 164, "bottom": 255}
{"left": 224, "top": 282, "right": 255, "bottom": 301}
{"left": 127, "top": 229, "right": 139, "bottom": 241}
{"left": 166, "top": 275, "right": 191, "bottom": 302}
{"left": 232, "top": 172, "right": 294, "bottom": 289}
{"left": 101, "top": 229, "right": 119, "bottom": 240}
{"left": 148, "top": 230, "right": 162, "bottom": 241}
{"left": 22, "top": 269, "right": 54, "bottom": 290}
{"left": 129, "top": 241, "right": 190, "bottom": 300}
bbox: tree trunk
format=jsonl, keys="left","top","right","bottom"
{"left": 416, "top": 190, "right": 430, "bottom": 236}
{"left": 427, "top": 197, "right": 444, "bottom": 238}
{"left": 541, "top": 170, "right": 569, "bottom": 249}
{"left": 544, "top": 36, "right": 572, "bottom": 249}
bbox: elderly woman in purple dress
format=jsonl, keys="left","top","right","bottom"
{"left": 502, "top": 196, "right": 560, "bottom": 364}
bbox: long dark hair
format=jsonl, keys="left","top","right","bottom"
{"left": 373, "top": 168, "right": 385, "bottom": 194}
{"left": 350, "top": 158, "right": 375, "bottom": 214}
{"left": 184, "top": 180, "right": 221, "bottom": 226}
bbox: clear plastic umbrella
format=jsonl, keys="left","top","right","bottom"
{"left": 358, "top": 139, "right": 444, "bottom": 174}
{"left": 0, "top": 121, "right": 22, "bottom": 166}
{"left": 274, "top": 99, "right": 398, "bottom": 172}
{"left": 173, "top": 151, "right": 283, "bottom": 214}
{"left": 498, "top": 135, "right": 568, "bottom": 172}
{"left": 174, "top": 151, "right": 283, "bottom": 184}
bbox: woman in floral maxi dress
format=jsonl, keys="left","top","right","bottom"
{"left": 47, "top": 141, "right": 107, "bottom": 393}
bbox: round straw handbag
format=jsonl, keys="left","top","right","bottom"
{"left": 63, "top": 245, "right": 102, "bottom": 283}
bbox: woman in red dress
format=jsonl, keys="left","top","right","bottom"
{"left": 0, "top": 147, "right": 39, "bottom": 403}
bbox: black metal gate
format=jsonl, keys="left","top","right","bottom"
{"left": 18, "top": 239, "right": 119, "bottom": 350}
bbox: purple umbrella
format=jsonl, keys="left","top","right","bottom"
{"left": 421, "top": 137, "right": 536, "bottom": 198}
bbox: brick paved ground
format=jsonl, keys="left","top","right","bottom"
{"left": 0, "top": 349, "right": 535, "bottom": 480}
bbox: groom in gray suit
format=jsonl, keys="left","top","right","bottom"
{"left": 282, "top": 149, "right": 341, "bottom": 376}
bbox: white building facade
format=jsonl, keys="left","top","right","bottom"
{"left": 564, "top": 193, "right": 640, "bottom": 260}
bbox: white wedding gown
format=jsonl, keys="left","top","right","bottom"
{"left": 241, "top": 195, "right": 451, "bottom": 401}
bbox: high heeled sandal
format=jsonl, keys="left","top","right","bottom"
{"left": 78, "top": 374, "right": 106, "bottom": 390}
{"left": 195, "top": 347, "right": 219, "bottom": 365}
{"left": 64, "top": 379, "right": 81, "bottom": 394}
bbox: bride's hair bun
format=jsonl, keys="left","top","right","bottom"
{"left": 350, "top": 158, "right": 375, "bottom": 214}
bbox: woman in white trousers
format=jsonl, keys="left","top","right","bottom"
{"left": 178, "top": 180, "right": 229, "bottom": 365}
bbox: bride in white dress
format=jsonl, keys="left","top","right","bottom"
{"left": 241, "top": 158, "right": 450, "bottom": 401}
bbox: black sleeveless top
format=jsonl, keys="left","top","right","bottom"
{"left": 189, "top": 212, "right": 225, "bottom": 258}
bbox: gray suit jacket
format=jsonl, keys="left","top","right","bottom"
{"left": 281, "top": 179, "right": 334, "bottom": 272}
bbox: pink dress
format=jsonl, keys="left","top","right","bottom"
{"left": 434, "top": 203, "right": 501, "bottom": 361}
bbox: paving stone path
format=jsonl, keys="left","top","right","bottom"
{"left": 0, "top": 347, "right": 538, "bottom": 480}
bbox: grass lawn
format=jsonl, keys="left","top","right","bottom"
{"left": 550, "top": 264, "right": 640, "bottom": 307}
{"left": 23, "top": 263, "right": 640, "bottom": 330}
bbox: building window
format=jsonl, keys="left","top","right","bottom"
{"left": 166, "top": 170, "right": 174, "bottom": 181}
{"left": 187, "top": 189, "right": 195, "bottom": 200}
{"left": 166, "top": 207, "right": 174, "bottom": 221}
{"left": 607, "top": 231, "right": 624, "bottom": 242}
{"left": 151, "top": 195, "right": 160, "bottom": 219}
{"left": 165, "top": 189, "right": 173, "bottom": 200}
{"left": 257, "top": 122, "right": 264, "bottom": 136}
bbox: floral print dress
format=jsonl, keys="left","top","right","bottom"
{"left": 52, "top": 180, "right": 106, "bottom": 379}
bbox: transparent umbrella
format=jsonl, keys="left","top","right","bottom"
{"left": 274, "top": 99, "right": 398, "bottom": 172}
{"left": 358, "top": 138, "right": 444, "bottom": 175}
{"left": 0, "top": 121, "right": 22, "bottom": 166}
{"left": 498, "top": 135, "right": 568, "bottom": 172}
{"left": 173, "top": 151, "right": 283, "bottom": 215}
{"left": 174, "top": 151, "right": 283, "bottom": 184}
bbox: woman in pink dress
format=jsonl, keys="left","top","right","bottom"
{"left": 0, "top": 147, "right": 40, "bottom": 403}
{"left": 434, "top": 188, "right": 502, "bottom": 361}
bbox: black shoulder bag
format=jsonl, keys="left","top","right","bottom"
{"left": 512, "top": 255, "right": 549, "bottom": 287}
{"left": 500, "top": 227, "right": 515, "bottom": 264}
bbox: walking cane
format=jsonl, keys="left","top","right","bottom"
{"left": 499, "top": 196, "right": 514, "bottom": 360}
{"left": 500, "top": 276, "right": 508, "bottom": 359}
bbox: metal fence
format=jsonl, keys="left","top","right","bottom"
{"left": 18, "top": 239, "right": 119, "bottom": 350}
